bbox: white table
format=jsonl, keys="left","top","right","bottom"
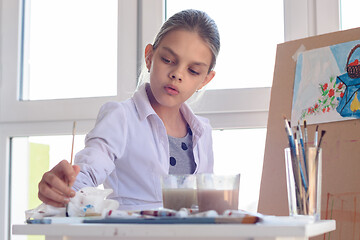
{"left": 12, "top": 217, "right": 335, "bottom": 240}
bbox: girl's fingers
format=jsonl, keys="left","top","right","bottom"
{"left": 38, "top": 181, "right": 70, "bottom": 207}
{"left": 38, "top": 191, "right": 68, "bottom": 208}
{"left": 55, "top": 160, "right": 79, "bottom": 188}
{"left": 38, "top": 160, "right": 79, "bottom": 207}
{"left": 41, "top": 171, "right": 75, "bottom": 198}
{"left": 56, "top": 160, "right": 77, "bottom": 179}
{"left": 50, "top": 160, "right": 78, "bottom": 195}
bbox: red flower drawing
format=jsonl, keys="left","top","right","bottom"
{"left": 323, "top": 83, "right": 328, "bottom": 91}
{"left": 338, "top": 82, "right": 344, "bottom": 89}
{"left": 300, "top": 75, "right": 346, "bottom": 121}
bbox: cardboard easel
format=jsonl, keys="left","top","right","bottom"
{"left": 258, "top": 27, "right": 360, "bottom": 240}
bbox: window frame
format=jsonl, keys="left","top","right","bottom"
{"left": 0, "top": 0, "right": 342, "bottom": 239}
{"left": 0, "top": 0, "right": 138, "bottom": 123}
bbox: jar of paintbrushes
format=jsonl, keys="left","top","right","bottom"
{"left": 283, "top": 118, "right": 325, "bottom": 221}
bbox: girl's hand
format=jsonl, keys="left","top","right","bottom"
{"left": 38, "top": 160, "right": 80, "bottom": 207}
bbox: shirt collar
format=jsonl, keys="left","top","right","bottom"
{"left": 132, "top": 83, "right": 157, "bottom": 121}
{"left": 179, "top": 103, "right": 204, "bottom": 138}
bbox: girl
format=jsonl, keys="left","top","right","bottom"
{"left": 38, "top": 9, "right": 220, "bottom": 210}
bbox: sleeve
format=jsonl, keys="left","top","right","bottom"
{"left": 73, "top": 101, "right": 128, "bottom": 190}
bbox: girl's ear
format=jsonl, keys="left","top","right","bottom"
{"left": 198, "top": 70, "right": 216, "bottom": 91}
{"left": 145, "top": 44, "right": 154, "bottom": 71}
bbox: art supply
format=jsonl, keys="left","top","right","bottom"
{"left": 297, "top": 123, "right": 308, "bottom": 181}
{"left": 178, "top": 207, "right": 199, "bottom": 215}
{"left": 192, "top": 210, "right": 218, "bottom": 217}
{"left": 161, "top": 174, "right": 197, "bottom": 211}
{"left": 307, "top": 147, "right": 322, "bottom": 218}
{"left": 314, "top": 130, "right": 325, "bottom": 166}
{"left": 294, "top": 132, "right": 307, "bottom": 190}
{"left": 140, "top": 209, "right": 177, "bottom": 217}
{"left": 83, "top": 215, "right": 261, "bottom": 224}
{"left": 283, "top": 117, "right": 303, "bottom": 213}
{"left": 284, "top": 118, "right": 325, "bottom": 220}
{"left": 314, "top": 125, "right": 319, "bottom": 147}
{"left": 105, "top": 210, "right": 140, "bottom": 218}
{"left": 316, "top": 130, "right": 326, "bottom": 151}
{"left": 223, "top": 210, "right": 262, "bottom": 224}
{"left": 284, "top": 117, "right": 307, "bottom": 199}
{"left": 69, "top": 121, "right": 76, "bottom": 164}
{"left": 66, "top": 121, "right": 77, "bottom": 217}
{"left": 312, "top": 130, "right": 326, "bottom": 211}
{"left": 294, "top": 132, "right": 307, "bottom": 188}
{"left": 196, "top": 174, "right": 240, "bottom": 214}
{"left": 285, "top": 146, "right": 322, "bottom": 219}
{"left": 303, "top": 120, "right": 309, "bottom": 183}
{"left": 303, "top": 120, "right": 308, "bottom": 144}
{"left": 283, "top": 117, "right": 296, "bottom": 158}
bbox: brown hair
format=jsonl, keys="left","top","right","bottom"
{"left": 152, "top": 9, "right": 220, "bottom": 72}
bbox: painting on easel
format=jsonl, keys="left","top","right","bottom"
{"left": 291, "top": 40, "right": 360, "bottom": 125}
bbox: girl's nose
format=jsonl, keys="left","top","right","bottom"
{"left": 170, "top": 69, "right": 183, "bottom": 81}
{"left": 171, "top": 74, "right": 182, "bottom": 81}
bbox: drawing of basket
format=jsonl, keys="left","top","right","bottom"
{"left": 346, "top": 44, "right": 360, "bottom": 79}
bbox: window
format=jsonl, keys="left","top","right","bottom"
{"left": 21, "top": 0, "right": 118, "bottom": 100}
{"left": 0, "top": 0, "right": 137, "bottom": 123}
{"left": 340, "top": 0, "right": 360, "bottom": 30}
{"left": 0, "top": 0, "right": 346, "bottom": 239}
{"left": 167, "top": 0, "right": 284, "bottom": 90}
{"left": 11, "top": 135, "right": 86, "bottom": 240}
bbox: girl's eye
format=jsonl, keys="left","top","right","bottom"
{"left": 189, "top": 68, "right": 200, "bottom": 75}
{"left": 161, "top": 57, "right": 171, "bottom": 64}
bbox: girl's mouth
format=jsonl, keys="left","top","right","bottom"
{"left": 164, "top": 85, "right": 179, "bottom": 95}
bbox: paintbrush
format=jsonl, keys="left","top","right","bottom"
{"left": 303, "top": 120, "right": 308, "bottom": 144}
{"left": 294, "top": 131, "right": 308, "bottom": 192}
{"left": 66, "top": 121, "right": 76, "bottom": 217}
{"left": 283, "top": 116, "right": 304, "bottom": 212}
{"left": 297, "top": 122, "right": 308, "bottom": 184}
{"left": 307, "top": 130, "right": 325, "bottom": 215}
{"left": 314, "top": 125, "right": 319, "bottom": 147}
{"left": 315, "top": 130, "right": 326, "bottom": 163}
{"left": 303, "top": 120, "right": 309, "bottom": 182}
{"left": 70, "top": 121, "right": 76, "bottom": 165}
{"left": 297, "top": 121, "right": 306, "bottom": 160}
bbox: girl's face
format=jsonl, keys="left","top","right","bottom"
{"left": 145, "top": 29, "right": 215, "bottom": 110}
